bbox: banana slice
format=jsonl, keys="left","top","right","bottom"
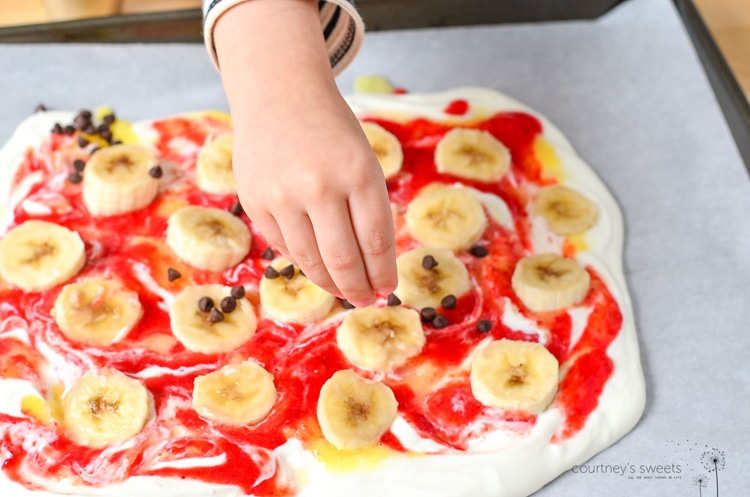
{"left": 166, "top": 206, "right": 251, "bottom": 272}
{"left": 336, "top": 307, "right": 425, "bottom": 372}
{"left": 82, "top": 143, "right": 160, "bottom": 216}
{"left": 511, "top": 253, "right": 590, "bottom": 312}
{"left": 404, "top": 185, "right": 487, "bottom": 250}
{"left": 316, "top": 369, "right": 398, "bottom": 450}
{"left": 196, "top": 134, "right": 236, "bottom": 195}
{"left": 0, "top": 220, "right": 85, "bottom": 292}
{"left": 52, "top": 278, "right": 143, "bottom": 346}
{"left": 192, "top": 361, "right": 276, "bottom": 425}
{"left": 535, "top": 185, "right": 598, "bottom": 236}
{"left": 170, "top": 284, "right": 257, "bottom": 353}
{"left": 259, "top": 259, "right": 336, "bottom": 323}
{"left": 361, "top": 122, "right": 403, "bottom": 179}
{"left": 470, "top": 339, "right": 559, "bottom": 413}
{"left": 62, "top": 368, "right": 152, "bottom": 448}
{"left": 394, "top": 247, "right": 471, "bottom": 309}
{"left": 434, "top": 128, "right": 511, "bottom": 183}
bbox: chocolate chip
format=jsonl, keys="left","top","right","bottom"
{"left": 279, "top": 265, "right": 295, "bottom": 279}
{"left": 198, "top": 296, "right": 214, "bottom": 313}
{"left": 422, "top": 255, "right": 439, "bottom": 270}
{"left": 52, "top": 123, "right": 63, "bottom": 134}
{"left": 84, "top": 123, "right": 96, "bottom": 135}
{"left": 63, "top": 125, "right": 75, "bottom": 136}
{"left": 149, "top": 165, "right": 163, "bottom": 178}
{"left": 79, "top": 110, "right": 92, "bottom": 120}
{"left": 209, "top": 308, "right": 225, "bottom": 323}
{"left": 230, "top": 285, "right": 245, "bottom": 299}
{"left": 432, "top": 315, "right": 449, "bottom": 329}
{"left": 264, "top": 266, "right": 280, "bottom": 279}
{"left": 470, "top": 245, "right": 489, "bottom": 258}
{"left": 340, "top": 299, "right": 355, "bottom": 310}
{"left": 97, "top": 123, "right": 110, "bottom": 133}
{"left": 261, "top": 247, "right": 275, "bottom": 260}
{"left": 74, "top": 115, "right": 90, "bottom": 131}
{"left": 220, "top": 296, "right": 237, "bottom": 313}
{"left": 35, "top": 103, "right": 47, "bottom": 113}
{"left": 230, "top": 201, "right": 243, "bottom": 216}
{"left": 103, "top": 114, "right": 116, "bottom": 125}
{"left": 77, "top": 135, "right": 89, "bottom": 148}
{"left": 67, "top": 172, "right": 83, "bottom": 184}
{"left": 72, "top": 159, "right": 86, "bottom": 172}
{"left": 112, "top": 140, "right": 123, "bottom": 145}
{"left": 100, "top": 129, "right": 113, "bottom": 142}
{"left": 441, "top": 294, "right": 457, "bottom": 310}
{"left": 420, "top": 307, "right": 436, "bottom": 322}
{"left": 476, "top": 319, "right": 492, "bottom": 333}
{"left": 387, "top": 294, "right": 401, "bottom": 306}
{"left": 167, "top": 268, "right": 181, "bottom": 281}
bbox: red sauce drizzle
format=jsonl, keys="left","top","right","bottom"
{"left": 443, "top": 99, "right": 469, "bottom": 115}
{"left": 0, "top": 109, "right": 623, "bottom": 494}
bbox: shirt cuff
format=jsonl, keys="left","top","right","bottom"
{"left": 202, "top": 0, "right": 364, "bottom": 76}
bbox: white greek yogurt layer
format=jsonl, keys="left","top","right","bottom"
{"left": 0, "top": 88, "right": 645, "bottom": 497}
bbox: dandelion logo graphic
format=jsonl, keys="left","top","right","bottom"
{"left": 692, "top": 474, "right": 708, "bottom": 497}
{"left": 701, "top": 449, "right": 725, "bottom": 497}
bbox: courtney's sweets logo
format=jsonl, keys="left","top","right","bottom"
{"left": 569, "top": 440, "right": 729, "bottom": 494}
{"left": 571, "top": 462, "right": 681, "bottom": 479}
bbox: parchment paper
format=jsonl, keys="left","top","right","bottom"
{"left": 0, "top": 0, "right": 748, "bottom": 495}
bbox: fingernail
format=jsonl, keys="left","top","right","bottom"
{"left": 377, "top": 287, "right": 396, "bottom": 296}
{"left": 352, "top": 298, "right": 373, "bottom": 308}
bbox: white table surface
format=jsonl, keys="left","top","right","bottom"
{"left": 0, "top": 0, "right": 748, "bottom": 495}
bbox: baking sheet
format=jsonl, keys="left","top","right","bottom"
{"left": 0, "top": 0, "right": 748, "bottom": 495}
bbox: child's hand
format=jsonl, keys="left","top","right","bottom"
{"left": 214, "top": 0, "right": 397, "bottom": 306}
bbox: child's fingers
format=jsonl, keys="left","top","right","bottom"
{"left": 348, "top": 186, "right": 398, "bottom": 296}
{"left": 248, "top": 209, "right": 293, "bottom": 264}
{"left": 274, "top": 210, "right": 342, "bottom": 299}
{"left": 308, "top": 201, "right": 375, "bottom": 307}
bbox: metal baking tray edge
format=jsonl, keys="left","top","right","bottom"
{"left": 674, "top": 0, "right": 750, "bottom": 174}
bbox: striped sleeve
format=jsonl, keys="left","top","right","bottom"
{"left": 202, "top": 0, "right": 364, "bottom": 76}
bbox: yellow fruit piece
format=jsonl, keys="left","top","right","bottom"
{"left": 21, "top": 395, "right": 52, "bottom": 425}
{"left": 94, "top": 106, "right": 115, "bottom": 122}
{"left": 567, "top": 234, "right": 588, "bottom": 253}
{"left": 533, "top": 137, "right": 564, "bottom": 180}
{"left": 309, "top": 437, "right": 399, "bottom": 473}
{"left": 354, "top": 75, "right": 394, "bottom": 95}
{"left": 110, "top": 120, "right": 138, "bottom": 144}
